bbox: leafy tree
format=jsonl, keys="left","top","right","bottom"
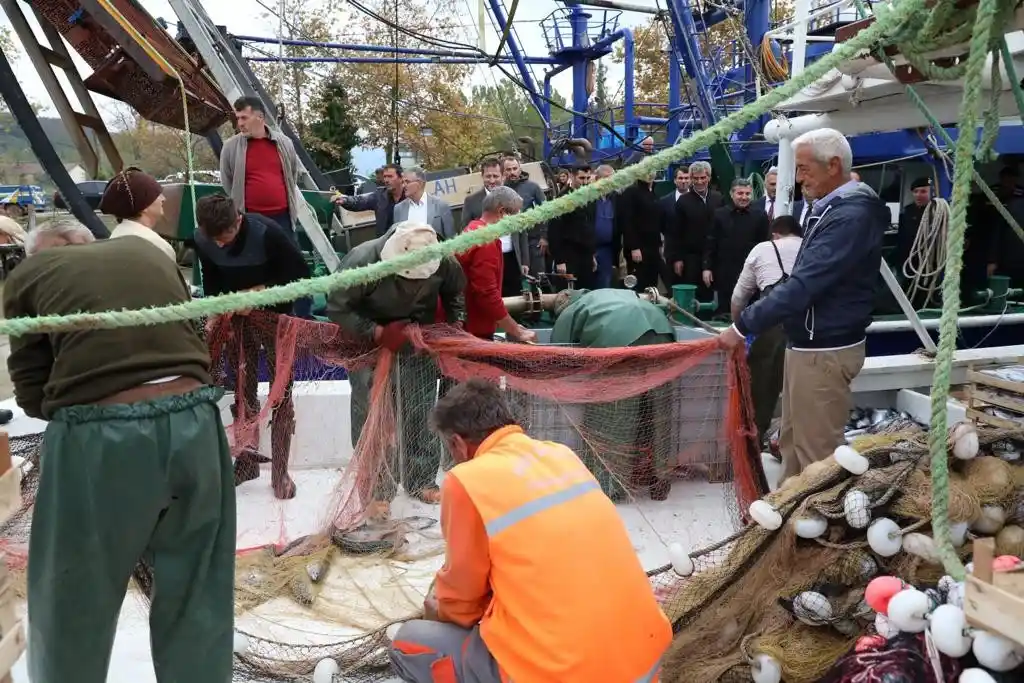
{"left": 612, "top": 4, "right": 794, "bottom": 120}
{"left": 471, "top": 80, "right": 570, "bottom": 156}
{"left": 248, "top": 0, "right": 347, "bottom": 138}
{"left": 594, "top": 60, "right": 610, "bottom": 112}
{"left": 107, "top": 104, "right": 219, "bottom": 179}
{"left": 338, "top": 0, "right": 496, "bottom": 168}
{"left": 302, "top": 75, "right": 360, "bottom": 172}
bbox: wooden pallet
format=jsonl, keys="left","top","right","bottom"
{"left": 0, "top": 432, "right": 26, "bottom": 681}
{"left": 966, "top": 362, "right": 1024, "bottom": 430}
{"left": 965, "top": 537, "right": 1024, "bottom": 648}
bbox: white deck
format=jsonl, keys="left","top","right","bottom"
{"left": 0, "top": 394, "right": 777, "bottom": 682}
{"left": 3, "top": 343, "right": 1020, "bottom": 681}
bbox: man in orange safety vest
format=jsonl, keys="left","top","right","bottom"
{"left": 389, "top": 378, "right": 672, "bottom": 683}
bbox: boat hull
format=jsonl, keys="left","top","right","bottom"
{"left": 866, "top": 321, "right": 1024, "bottom": 356}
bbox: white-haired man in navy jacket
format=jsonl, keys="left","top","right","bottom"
{"left": 719, "top": 128, "right": 888, "bottom": 482}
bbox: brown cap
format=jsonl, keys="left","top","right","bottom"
{"left": 98, "top": 167, "right": 163, "bottom": 219}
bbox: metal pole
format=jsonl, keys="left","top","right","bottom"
{"left": 0, "top": 46, "right": 109, "bottom": 238}
{"left": 246, "top": 55, "right": 555, "bottom": 64}
{"left": 166, "top": 0, "right": 340, "bottom": 271}
{"left": 773, "top": 0, "right": 810, "bottom": 218}
{"left": 563, "top": 0, "right": 662, "bottom": 14}
{"left": 879, "top": 259, "right": 938, "bottom": 354}
{"left": 277, "top": 0, "right": 285, "bottom": 107}
{"left": 235, "top": 33, "right": 503, "bottom": 58}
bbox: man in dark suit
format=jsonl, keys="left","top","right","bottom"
{"left": 665, "top": 161, "right": 723, "bottom": 303}
{"left": 659, "top": 166, "right": 690, "bottom": 287}
{"left": 461, "top": 157, "right": 505, "bottom": 231}
{"left": 756, "top": 167, "right": 778, "bottom": 219}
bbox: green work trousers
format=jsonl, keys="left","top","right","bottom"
{"left": 581, "top": 330, "right": 675, "bottom": 501}
{"left": 747, "top": 324, "right": 788, "bottom": 448}
{"left": 28, "top": 387, "right": 236, "bottom": 683}
{"left": 349, "top": 351, "right": 442, "bottom": 500}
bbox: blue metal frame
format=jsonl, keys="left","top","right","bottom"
{"left": 233, "top": 0, "right": 1024, "bottom": 169}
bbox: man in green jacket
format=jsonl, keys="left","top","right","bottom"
{"left": 551, "top": 288, "right": 676, "bottom": 501}
{"left": 328, "top": 221, "right": 466, "bottom": 518}
{"left": 5, "top": 218, "right": 235, "bottom": 683}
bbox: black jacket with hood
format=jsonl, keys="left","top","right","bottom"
{"left": 735, "top": 181, "right": 888, "bottom": 349}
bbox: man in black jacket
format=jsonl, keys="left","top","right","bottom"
{"left": 895, "top": 177, "right": 932, "bottom": 272}
{"left": 592, "top": 164, "right": 622, "bottom": 288}
{"left": 461, "top": 157, "right": 505, "bottom": 229}
{"left": 195, "top": 194, "right": 311, "bottom": 499}
{"left": 666, "top": 161, "right": 722, "bottom": 303}
{"left": 334, "top": 163, "right": 405, "bottom": 237}
{"left": 549, "top": 165, "right": 597, "bottom": 290}
{"left": 620, "top": 173, "right": 663, "bottom": 290}
{"left": 503, "top": 156, "right": 548, "bottom": 274}
{"left": 702, "top": 178, "right": 770, "bottom": 314}
{"left": 720, "top": 128, "right": 889, "bottom": 482}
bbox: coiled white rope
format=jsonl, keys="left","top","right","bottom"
{"left": 902, "top": 197, "right": 950, "bottom": 307}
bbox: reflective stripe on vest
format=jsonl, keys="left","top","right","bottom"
{"left": 484, "top": 479, "right": 601, "bottom": 537}
{"left": 637, "top": 658, "right": 660, "bottom": 683}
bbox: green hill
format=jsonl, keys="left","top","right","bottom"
{"left": 0, "top": 113, "right": 77, "bottom": 160}
{"left": 0, "top": 114, "right": 82, "bottom": 186}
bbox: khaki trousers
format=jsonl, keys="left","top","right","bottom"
{"left": 779, "top": 342, "right": 866, "bottom": 481}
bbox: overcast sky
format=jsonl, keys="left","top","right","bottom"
{"left": 1, "top": 0, "right": 659, "bottom": 172}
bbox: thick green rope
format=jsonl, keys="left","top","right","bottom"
{"left": 926, "top": 0, "right": 1002, "bottom": 582}
{"left": 854, "top": 0, "right": 1019, "bottom": 581}
{"left": 0, "top": 0, "right": 978, "bottom": 339}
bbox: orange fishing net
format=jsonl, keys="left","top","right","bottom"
{"left": 206, "top": 311, "right": 766, "bottom": 536}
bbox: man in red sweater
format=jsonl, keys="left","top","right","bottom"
{"left": 459, "top": 186, "right": 536, "bottom": 343}
{"left": 220, "top": 96, "right": 312, "bottom": 317}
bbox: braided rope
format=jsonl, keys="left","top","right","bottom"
{"left": 0, "top": 0, "right": 950, "bottom": 337}
{"left": 927, "top": 0, "right": 1002, "bottom": 582}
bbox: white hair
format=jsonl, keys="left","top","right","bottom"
{"left": 791, "top": 128, "right": 853, "bottom": 175}
{"left": 405, "top": 166, "right": 427, "bottom": 183}
{"left": 481, "top": 185, "right": 523, "bottom": 214}
{"left": 25, "top": 218, "right": 96, "bottom": 256}
{"left": 688, "top": 161, "right": 712, "bottom": 175}
{"left": 766, "top": 166, "right": 778, "bottom": 176}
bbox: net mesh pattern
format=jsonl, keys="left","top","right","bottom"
{"left": 0, "top": 311, "right": 767, "bottom": 682}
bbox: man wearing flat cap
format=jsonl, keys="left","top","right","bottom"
{"left": 895, "top": 177, "right": 931, "bottom": 270}
{"left": 98, "top": 167, "right": 178, "bottom": 263}
{"left": 328, "top": 221, "right": 466, "bottom": 519}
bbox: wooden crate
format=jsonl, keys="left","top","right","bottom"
{"left": 966, "top": 362, "right": 1024, "bottom": 430}
{"left": 965, "top": 537, "right": 1024, "bottom": 648}
{"left": 0, "top": 432, "right": 25, "bottom": 682}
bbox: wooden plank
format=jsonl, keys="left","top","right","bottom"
{"left": 970, "top": 387, "right": 1024, "bottom": 417}
{"left": 968, "top": 370, "right": 1024, "bottom": 396}
{"left": 967, "top": 407, "right": 1023, "bottom": 430}
{"left": 965, "top": 575, "right": 1024, "bottom": 647}
{"left": 894, "top": 57, "right": 968, "bottom": 84}
{"left": 835, "top": 0, "right": 979, "bottom": 43}
{"left": 0, "top": 470, "right": 19, "bottom": 527}
{"left": 965, "top": 538, "right": 1024, "bottom": 648}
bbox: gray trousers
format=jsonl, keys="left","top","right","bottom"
{"left": 528, "top": 228, "right": 546, "bottom": 276}
{"left": 390, "top": 620, "right": 502, "bottom": 683}
{"left": 349, "top": 352, "right": 442, "bottom": 499}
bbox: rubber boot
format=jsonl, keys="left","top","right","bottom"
{"left": 270, "top": 400, "right": 297, "bottom": 500}
{"left": 229, "top": 402, "right": 265, "bottom": 486}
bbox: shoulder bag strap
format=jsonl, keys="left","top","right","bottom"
{"left": 771, "top": 240, "right": 787, "bottom": 276}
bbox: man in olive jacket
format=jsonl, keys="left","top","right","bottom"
{"left": 5, "top": 220, "right": 235, "bottom": 683}
{"left": 328, "top": 221, "right": 466, "bottom": 517}
{"left": 550, "top": 288, "right": 676, "bottom": 503}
